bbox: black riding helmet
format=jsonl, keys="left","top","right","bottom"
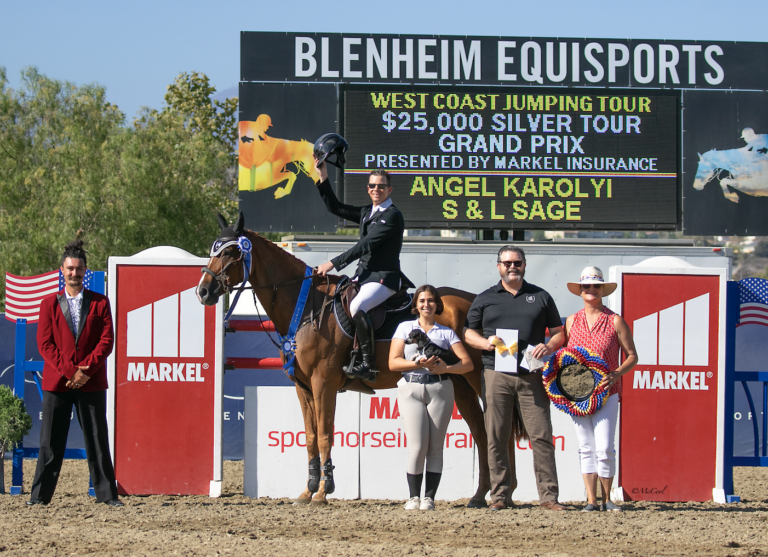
{"left": 314, "top": 133, "right": 349, "bottom": 168}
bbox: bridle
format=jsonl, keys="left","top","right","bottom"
{"left": 202, "top": 254, "right": 242, "bottom": 295}
{"left": 201, "top": 234, "right": 330, "bottom": 331}
{"left": 202, "top": 235, "right": 252, "bottom": 296}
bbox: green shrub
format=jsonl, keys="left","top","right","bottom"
{"left": 0, "top": 385, "right": 32, "bottom": 453}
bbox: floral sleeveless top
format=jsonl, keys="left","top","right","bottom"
{"left": 566, "top": 307, "right": 622, "bottom": 396}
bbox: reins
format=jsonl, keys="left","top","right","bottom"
{"left": 204, "top": 242, "right": 333, "bottom": 356}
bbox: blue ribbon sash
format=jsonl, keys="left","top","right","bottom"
{"left": 278, "top": 266, "right": 313, "bottom": 377}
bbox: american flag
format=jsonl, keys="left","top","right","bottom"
{"left": 738, "top": 277, "right": 768, "bottom": 328}
{"left": 4, "top": 269, "right": 94, "bottom": 323}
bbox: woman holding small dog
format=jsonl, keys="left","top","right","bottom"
{"left": 389, "top": 285, "right": 473, "bottom": 511}
{"left": 564, "top": 267, "right": 638, "bottom": 512}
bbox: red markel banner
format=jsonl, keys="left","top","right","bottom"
{"left": 620, "top": 273, "right": 720, "bottom": 502}
{"left": 113, "top": 265, "right": 218, "bottom": 495}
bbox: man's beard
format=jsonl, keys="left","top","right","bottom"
{"left": 501, "top": 269, "right": 525, "bottom": 284}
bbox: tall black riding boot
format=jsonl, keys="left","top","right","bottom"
{"left": 348, "top": 310, "right": 378, "bottom": 382}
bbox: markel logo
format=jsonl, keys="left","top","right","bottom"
{"left": 631, "top": 293, "right": 712, "bottom": 391}
{"left": 125, "top": 286, "right": 207, "bottom": 382}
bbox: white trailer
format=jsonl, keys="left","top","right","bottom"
{"left": 234, "top": 237, "right": 731, "bottom": 317}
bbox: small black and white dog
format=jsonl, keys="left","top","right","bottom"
{"left": 404, "top": 329, "right": 459, "bottom": 365}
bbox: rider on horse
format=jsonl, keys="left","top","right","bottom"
{"left": 313, "top": 134, "right": 414, "bottom": 382}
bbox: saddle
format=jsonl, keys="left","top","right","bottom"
{"left": 333, "top": 278, "right": 413, "bottom": 342}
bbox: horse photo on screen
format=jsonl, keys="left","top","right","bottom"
{"left": 238, "top": 115, "right": 320, "bottom": 198}
{"left": 693, "top": 134, "right": 768, "bottom": 203}
{"left": 197, "top": 212, "right": 526, "bottom": 506}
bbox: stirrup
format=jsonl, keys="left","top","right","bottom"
{"left": 350, "top": 362, "right": 378, "bottom": 382}
{"left": 343, "top": 351, "right": 378, "bottom": 382}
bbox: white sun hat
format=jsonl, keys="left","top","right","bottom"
{"left": 567, "top": 266, "right": 617, "bottom": 296}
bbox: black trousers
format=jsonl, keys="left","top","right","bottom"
{"left": 30, "top": 389, "right": 118, "bottom": 504}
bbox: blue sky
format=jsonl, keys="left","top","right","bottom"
{"left": 2, "top": 0, "right": 767, "bottom": 119}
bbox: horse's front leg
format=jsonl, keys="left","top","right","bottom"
{"left": 309, "top": 378, "right": 338, "bottom": 505}
{"left": 719, "top": 177, "right": 740, "bottom": 202}
{"left": 273, "top": 170, "right": 298, "bottom": 199}
{"left": 294, "top": 381, "right": 319, "bottom": 505}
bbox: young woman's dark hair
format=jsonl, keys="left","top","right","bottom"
{"left": 60, "top": 239, "right": 87, "bottom": 267}
{"left": 411, "top": 284, "right": 444, "bottom": 315}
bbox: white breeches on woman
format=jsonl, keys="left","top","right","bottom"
{"left": 570, "top": 394, "right": 619, "bottom": 478}
{"left": 397, "top": 378, "right": 455, "bottom": 475}
{"left": 350, "top": 282, "right": 396, "bottom": 315}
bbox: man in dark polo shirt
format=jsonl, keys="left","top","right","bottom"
{"left": 464, "top": 246, "right": 565, "bottom": 511}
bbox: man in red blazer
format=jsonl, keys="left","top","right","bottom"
{"left": 27, "top": 240, "right": 122, "bottom": 506}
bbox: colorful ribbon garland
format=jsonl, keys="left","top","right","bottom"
{"left": 542, "top": 346, "right": 610, "bottom": 417}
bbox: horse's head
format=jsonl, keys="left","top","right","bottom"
{"left": 197, "top": 211, "right": 248, "bottom": 306}
{"left": 692, "top": 150, "right": 720, "bottom": 191}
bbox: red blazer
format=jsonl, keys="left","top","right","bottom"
{"left": 37, "top": 289, "right": 114, "bottom": 392}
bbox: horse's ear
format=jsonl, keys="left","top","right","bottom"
{"left": 216, "top": 213, "right": 228, "bottom": 231}
{"left": 234, "top": 211, "right": 245, "bottom": 235}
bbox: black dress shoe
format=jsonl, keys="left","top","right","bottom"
{"left": 26, "top": 499, "right": 45, "bottom": 506}
{"left": 103, "top": 499, "right": 124, "bottom": 507}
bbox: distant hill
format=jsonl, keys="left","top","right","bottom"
{"left": 214, "top": 85, "right": 238, "bottom": 102}
{"left": 213, "top": 85, "right": 238, "bottom": 122}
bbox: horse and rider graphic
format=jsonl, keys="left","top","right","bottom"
{"left": 238, "top": 114, "right": 320, "bottom": 198}
{"left": 693, "top": 127, "right": 768, "bottom": 203}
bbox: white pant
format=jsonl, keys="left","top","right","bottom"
{"left": 350, "top": 282, "right": 396, "bottom": 315}
{"left": 397, "top": 377, "right": 455, "bottom": 475}
{"left": 570, "top": 394, "right": 619, "bottom": 478}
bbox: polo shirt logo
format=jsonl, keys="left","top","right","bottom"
{"left": 526, "top": 295, "right": 536, "bottom": 303}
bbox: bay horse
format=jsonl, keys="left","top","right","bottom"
{"left": 197, "top": 212, "right": 525, "bottom": 506}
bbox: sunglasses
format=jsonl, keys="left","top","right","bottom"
{"left": 367, "top": 183, "right": 389, "bottom": 190}
{"left": 581, "top": 283, "right": 604, "bottom": 289}
{"left": 498, "top": 260, "right": 525, "bottom": 268}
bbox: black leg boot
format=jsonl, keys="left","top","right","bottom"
{"left": 407, "top": 473, "right": 424, "bottom": 498}
{"left": 424, "top": 472, "right": 442, "bottom": 500}
{"left": 348, "top": 310, "right": 378, "bottom": 382}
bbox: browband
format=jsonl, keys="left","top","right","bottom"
{"left": 210, "top": 238, "right": 239, "bottom": 257}
{"left": 209, "top": 236, "right": 253, "bottom": 274}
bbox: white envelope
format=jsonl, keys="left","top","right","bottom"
{"left": 494, "top": 328, "right": 519, "bottom": 372}
{"left": 521, "top": 346, "right": 547, "bottom": 372}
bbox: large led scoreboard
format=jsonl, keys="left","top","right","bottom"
{"left": 239, "top": 33, "right": 768, "bottom": 235}
{"left": 342, "top": 86, "right": 679, "bottom": 229}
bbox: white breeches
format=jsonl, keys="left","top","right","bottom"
{"left": 350, "top": 282, "right": 396, "bottom": 315}
{"left": 397, "top": 378, "right": 455, "bottom": 475}
{"left": 570, "top": 394, "right": 619, "bottom": 478}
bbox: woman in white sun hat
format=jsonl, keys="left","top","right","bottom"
{"left": 564, "top": 266, "right": 638, "bottom": 512}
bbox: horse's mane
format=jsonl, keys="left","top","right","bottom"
{"left": 244, "top": 229, "right": 307, "bottom": 270}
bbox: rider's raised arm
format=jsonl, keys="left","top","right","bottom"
{"left": 316, "top": 177, "right": 363, "bottom": 224}
{"left": 331, "top": 209, "right": 402, "bottom": 271}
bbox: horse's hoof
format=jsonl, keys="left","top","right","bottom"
{"left": 292, "top": 498, "right": 311, "bottom": 506}
{"left": 467, "top": 497, "right": 488, "bottom": 509}
{"left": 310, "top": 498, "right": 329, "bottom": 506}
